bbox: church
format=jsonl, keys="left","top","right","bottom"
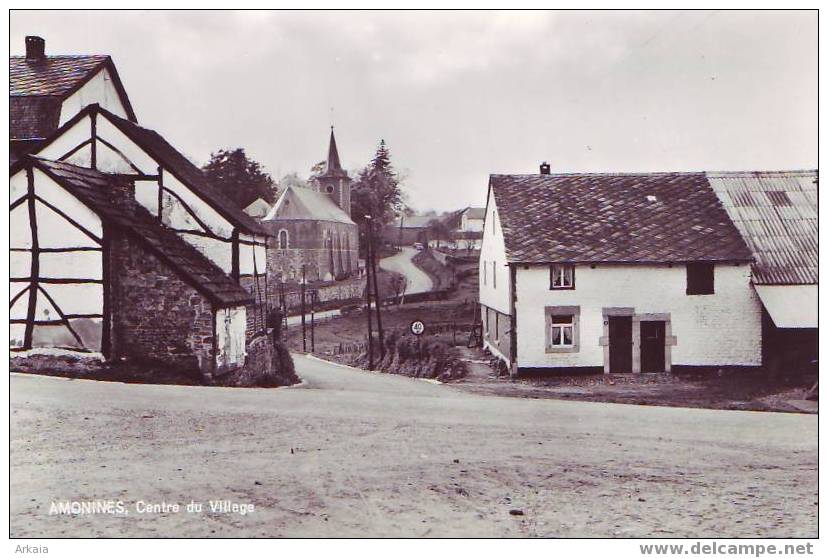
{"left": 262, "top": 129, "right": 359, "bottom": 283}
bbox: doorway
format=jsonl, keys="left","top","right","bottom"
{"left": 640, "top": 321, "right": 666, "bottom": 373}
{"left": 608, "top": 316, "right": 633, "bottom": 373}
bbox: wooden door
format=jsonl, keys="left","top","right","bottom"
{"left": 640, "top": 321, "right": 666, "bottom": 373}
{"left": 608, "top": 316, "right": 633, "bottom": 373}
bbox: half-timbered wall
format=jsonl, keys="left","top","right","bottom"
{"left": 33, "top": 110, "right": 248, "bottom": 276}
{"left": 10, "top": 167, "right": 105, "bottom": 352}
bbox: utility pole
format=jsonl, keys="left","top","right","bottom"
{"left": 300, "top": 264, "right": 307, "bottom": 352}
{"left": 398, "top": 213, "right": 404, "bottom": 250}
{"left": 363, "top": 226, "right": 374, "bottom": 369}
{"left": 310, "top": 290, "right": 316, "bottom": 353}
{"left": 366, "top": 216, "right": 385, "bottom": 359}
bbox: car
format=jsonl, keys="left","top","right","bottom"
{"left": 413, "top": 242, "right": 425, "bottom": 251}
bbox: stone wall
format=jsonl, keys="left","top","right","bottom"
{"left": 109, "top": 230, "right": 215, "bottom": 374}
{"left": 272, "top": 275, "right": 367, "bottom": 312}
{"left": 263, "top": 219, "right": 358, "bottom": 283}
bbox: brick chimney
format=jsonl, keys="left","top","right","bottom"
{"left": 539, "top": 161, "right": 551, "bottom": 175}
{"left": 25, "top": 36, "right": 46, "bottom": 62}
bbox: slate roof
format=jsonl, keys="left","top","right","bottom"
{"left": 263, "top": 185, "right": 355, "bottom": 225}
{"left": 10, "top": 96, "right": 62, "bottom": 140}
{"left": 26, "top": 157, "right": 253, "bottom": 307}
{"left": 95, "top": 107, "right": 268, "bottom": 235}
{"left": 707, "top": 171, "right": 818, "bottom": 285}
{"left": 10, "top": 55, "right": 136, "bottom": 140}
{"left": 489, "top": 172, "right": 753, "bottom": 264}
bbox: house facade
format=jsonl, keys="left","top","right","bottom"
{"left": 261, "top": 128, "right": 359, "bottom": 283}
{"left": 480, "top": 168, "right": 769, "bottom": 374}
{"left": 9, "top": 37, "right": 271, "bottom": 378}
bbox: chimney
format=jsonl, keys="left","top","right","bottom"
{"left": 25, "top": 36, "right": 46, "bottom": 62}
{"left": 539, "top": 161, "right": 551, "bottom": 175}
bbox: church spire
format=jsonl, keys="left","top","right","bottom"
{"left": 325, "top": 126, "right": 345, "bottom": 176}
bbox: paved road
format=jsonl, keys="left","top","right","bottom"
{"left": 379, "top": 247, "right": 434, "bottom": 294}
{"left": 10, "top": 357, "right": 817, "bottom": 537}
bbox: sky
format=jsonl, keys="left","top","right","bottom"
{"left": 10, "top": 10, "right": 817, "bottom": 212}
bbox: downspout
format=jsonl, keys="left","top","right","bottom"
{"left": 509, "top": 263, "right": 518, "bottom": 376}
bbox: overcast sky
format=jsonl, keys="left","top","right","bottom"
{"left": 10, "top": 10, "right": 817, "bottom": 212}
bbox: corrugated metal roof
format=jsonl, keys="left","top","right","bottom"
{"left": 707, "top": 171, "right": 818, "bottom": 285}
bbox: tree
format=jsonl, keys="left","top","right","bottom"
{"left": 202, "top": 148, "right": 277, "bottom": 209}
{"left": 427, "top": 217, "right": 452, "bottom": 249}
{"left": 350, "top": 139, "right": 403, "bottom": 228}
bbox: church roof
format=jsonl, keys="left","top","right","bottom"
{"left": 320, "top": 127, "right": 348, "bottom": 178}
{"left": 263, "top": 185, "right": 355, "bottom": 225}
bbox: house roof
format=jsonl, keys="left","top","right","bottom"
{"left": 91, "top": 107, "right": 268, "bottom": 236}
{"left": 392, "top": 215, "right": 433, "bottom": 229}
{"left": 706, "top": 171, "right": 818, "bottom": 285}
{"left": 10, "top": 97, "right": 63, "bottom": 140}
{"left": 10, "top": 54, "right": 136, "bottom": 139}
{"left": 26, "top": 157, "right": 254, "bottom": 307}
{"left": 489, "top": 172, "right": 753, "bottom": 264}
{"left": 462, "top": 207, "right": 486, "bottom": 220}
{"left": 263, "top": 185, "right": 355, "bottom": 225}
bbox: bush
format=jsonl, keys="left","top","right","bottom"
{"left": 347, "top": 333, "right": 469, "bottom": 381}
{"left": 216, "top": 340, "right": 298, "bottom": 388}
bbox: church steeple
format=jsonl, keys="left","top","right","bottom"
{"left": 316, "top": 126, "right": 351, "bottom": 216}
{"left": 323, "top": 126, "right": 347, "bottom": 177}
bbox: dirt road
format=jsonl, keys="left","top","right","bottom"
{"left": 10, "top": 356, "right": 817, "bottom": 537}
{"left": 379, "top": 247, "right": 434, "bottom": 294}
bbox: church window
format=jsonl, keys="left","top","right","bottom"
{"left": 278, "top": 229, "right": 289, "bottom": 249}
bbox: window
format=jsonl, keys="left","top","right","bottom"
{"left": 278, "top": 229, "right": 289, "bottom": 249}
{"left": 545, "top": 305, "right": 580, "bottom": 353}
{"left": 492, "top": 210, "right": 496, "bottom": 235}
{"left": 492, "top": 261, "right": 497, "bottom": 289}
{"left": 482, "top": 260, "right": 487, "bottom": 285}
{"left": 495, "top": 312, "right": 500, "bottom": 341}
{"left": 550, "top": 264, "right": 575, "bottom": 289}
{"left": 686, "top": 262, "right": 714, "bottom": 295}
{"left": 550, "top": 315, "right": 574, "bottom": 347}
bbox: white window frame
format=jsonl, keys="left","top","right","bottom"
{"left": 550, "top": 315, "right": 574, "bottom": 347}
{"left": 545, "top": 305, "right": 580, "bottom": 353}
{"left": 550, "top": 264, "right": 575, "bottom": 289}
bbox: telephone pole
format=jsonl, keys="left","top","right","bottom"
{"left": 300, "top": 264, "right": 307, "bottom": 352}
{"left": 366, "top": 216, "right": 385, "bottom": 360}
{"left": 363, "top": 226, "right": 374, "bottom": 370}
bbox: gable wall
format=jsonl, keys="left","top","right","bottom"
{"left": 59, "top": 67, "right": 129, "bottom": 126}
{"left": 479, "top": 188, "right": 511, "bottom": 315}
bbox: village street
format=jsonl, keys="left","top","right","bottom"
{"left": 379, "top": 247, "right": 435, "bottom": 294}
{"left": 10, "top": 355, "right": 817, "bottom": 538}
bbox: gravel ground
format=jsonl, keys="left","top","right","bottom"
{"left": 10, "top": 355, "right": 817, "bottom": 538}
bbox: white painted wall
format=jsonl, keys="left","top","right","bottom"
{"left": 478, "top": 188, "right": 511, "bottom": 315}
{"left": 215, "top": 306, "right": 247, "bottom": 369}
{"left": 513, "top": 263, "right": 762, "bottom": 368}
{"left": 239, "top": 233, "right": 267, "bottom": 276}
{"left": 59, "top": 67, "right": 129, "bottom": 126}
{"left": 461, "top": 214, "right": 484, "bottom": 232}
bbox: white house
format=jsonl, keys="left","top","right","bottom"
{"left": 479, "top": 166, "right": 770, "bottom": 375}
{"left": 9, "top": 37, "right": 271, "bottom": 377}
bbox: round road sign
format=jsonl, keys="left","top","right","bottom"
{"left": 410, "top": 320, "right": 426, "bottom": 336}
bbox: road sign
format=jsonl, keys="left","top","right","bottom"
{"left": 410, "top": 320, "right": 426, "bottom": 336}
